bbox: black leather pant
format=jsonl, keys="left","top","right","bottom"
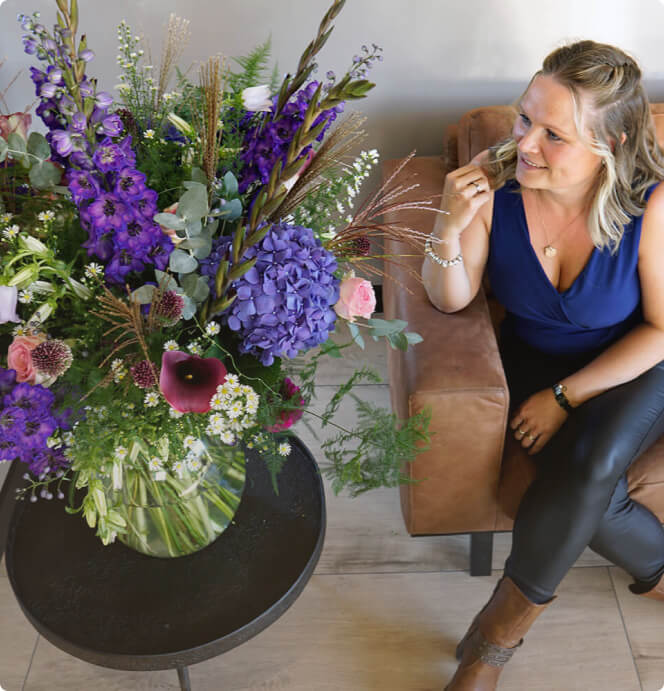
{"left": 499, "top": 323, "right": 664, "bottom": 604}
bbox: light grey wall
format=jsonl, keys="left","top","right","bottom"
{"left": 3, "top": 0, "right": 664, "bottom": 163}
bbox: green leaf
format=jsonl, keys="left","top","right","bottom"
{"left": 29, "top": 161, "right": 61, "bottom": 189}
{"left": 131, "top": 284, "right": 156, "bottom": 304}
{"left": 177, "top": 184, "right": 208, "bottom": 221}
{"left": 405, "top": 332, "right": 423, "bottom": 346}
{"left": 8, "top": 132, "right": 28, "bottom": 166}
{"left": 27, "top": 131, "right": 51, "bottom": 160}
{"left": 367, "top": 317, "right": 407, "bottom": 337}
{"left": 155, "top": 270, "right": 179, "bottom": 291}
{"left": 180, "top": 294, "right": 197, "bottom": 319}
{"left": 153, "top": 212, "right": 185, "bottom": 230}
{"left": 348, "top": 321, "right": 365, "bottom": 349}
{"left": 216, "top": 198, "right": 242, "bottom": 221}
{"left": 223, "top": 170, "right": 239, "bottom": 197}
{"left": 184, "top": 217, "right": 202, "bottom": 236}
{"left": 387, "top": 332, "right": 409, "bottom": 351}
{"left": 320, "top": 339, "right": 342, "bottom": 358}
{"left": 169, "top": 249, "right": 198, "bottom": 273}
{"left": 0, "top": 137, "right": 7, "bottom": 163}
{"left": 190, "top": 167, "right": 208, "bottom": 185}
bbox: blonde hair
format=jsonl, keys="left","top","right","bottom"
{"left": 488, "top": 40, "right": 664, "bottom": 253}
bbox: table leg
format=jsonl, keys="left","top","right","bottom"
{"left": 177, "top": 665, "right": 192, "bottom": 691}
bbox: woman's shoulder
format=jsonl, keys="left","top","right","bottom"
{"left": 638, "top": 179, "right": 664, "bottom": 258}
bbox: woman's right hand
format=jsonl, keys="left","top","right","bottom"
{"left": 440, "top": 150, "right": 491, "bottom": 239}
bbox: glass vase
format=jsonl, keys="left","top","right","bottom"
{"left": 104, "top": 437, "right": 246, "bottom": 558}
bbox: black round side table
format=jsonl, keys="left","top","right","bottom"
{"left": 5, "top": 437, "right": 326, "bottom": 690}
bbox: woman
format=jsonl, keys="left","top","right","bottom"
{"left": 422, "top": 40, "right": 664, "bottom": 690}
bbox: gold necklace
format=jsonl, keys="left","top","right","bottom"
{"left": 532, "top": 190, "right": 588, "bottom": 258}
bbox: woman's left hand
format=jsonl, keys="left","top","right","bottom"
{"left": 509, "top": 388, "right": 569, "bottom": 455}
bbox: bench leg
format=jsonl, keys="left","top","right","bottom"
{"left": 470, "top": 531, "right": 493, "bottom": 576}
{"left": 177, "top": 665, "right": 191, "bottom": 691}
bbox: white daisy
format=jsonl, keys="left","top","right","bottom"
{"left": 17, "top": 289, "right": 33, "bottom": 304}
{"left": 37, "top": 210, "right": 55, "bottom": 223}
{"left": 205, "top": 321, "right": 220, "bottom": 336}
{"left": 114, "top": 446, "right": 128, "bottom": 461}
{"left": 219, "top": 430, "right": 235, "bottom": 445}
{"left": 172, "top": 460, "right": 186, "bottom": 478}
{"left": 163, "top": 339, "right": 179, "bottom": 351}
{"left": 187, "top": 457, "right": 203, "bottom": 473}
{"left": 227, "top": 401, "right": 243, "bottom": 419}
{"left": 143, "top": 129, "right": 155, "bottom": 140}
{"left": 2, "top": 224, "right": 20, "bottom": 240}
{"left": 84, "top": 262, "right": 104, "bottom": 279}
{"left": 187, "top": 341, "right": 203, "bottom": 355}
{"left": 183, "top": 435, "right": 197, "bottom": 450}
{"left": 210, "top": 392, "right": 225, "bottom": 410}
{"left": 148, "top": 457, "right": 162, "bottom": 472}
{"left": 169, "top": 408, "right": 184, "bottom": 419}
{"left": 278, "top": 441, "right": 292, "bottom": 457}
{"left": 144, "top": 391, "right": 160, "bottom": 407}
{"left": 225, "top": 373, "right": 239, "bottom": 387}
{"left": 0, "top": 212, "right": 13, "bottom": 223}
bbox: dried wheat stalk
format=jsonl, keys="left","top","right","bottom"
{"left": 156, "top": 14, "right": 191, "bottom": 107}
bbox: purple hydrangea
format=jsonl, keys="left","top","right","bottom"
{"left": 238, "top": 81, "right": 343, "bottom": 193}
{"left": 0, "top": 368, "right": 70, "bottom": 477}
{"left": 201, "top": 222, "right": 340, "bottom": 365}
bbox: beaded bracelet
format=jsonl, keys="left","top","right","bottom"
{"left": 424, "top": 234, "right": 463, "bottom": 267}
{"left": 552, "top": 383, "right": 574, "bottom": 413}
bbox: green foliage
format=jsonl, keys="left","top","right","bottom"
{"left": 321, "top": 398, "right": 431, "bottom": 497}
{"left": 228, "top": 37, "right": 273, "bottom": 93}
{"left": 133, "top": 139, "right": 191, "bottom": 210}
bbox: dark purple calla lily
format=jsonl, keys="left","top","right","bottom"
{"left": 160, "top": 351, "right": 227, "bottom": 414}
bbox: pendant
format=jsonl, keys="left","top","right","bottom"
{"left": 544, "top": 245, "right": 557, "bottom": 258}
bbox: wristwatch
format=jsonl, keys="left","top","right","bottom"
{"left": 552, "top": 383, "right": 574, "bottom": 413}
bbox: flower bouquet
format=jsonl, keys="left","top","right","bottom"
{"left": 0, "top": 0, "right": 434, "bottom": 557}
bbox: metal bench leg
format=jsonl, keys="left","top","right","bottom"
{"left": 470, "top": 531, "right": 493, "bottom": 576}
{"left": 177, "top": 665, "right": 192, "bottom": 691}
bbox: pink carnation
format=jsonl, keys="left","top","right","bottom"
{"left": 333, "top": 277, "right": 376, "bottom": 322}
{"left": 267, "top": 378, "right": 305, "bottom": 432}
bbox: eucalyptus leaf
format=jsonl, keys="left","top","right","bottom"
{"left": 0, "top": 137, "right": 7, "bottom": 163}
{"left": 29, "top": 160, "right": 61, "bottom": 189}
{"left": 177, "top": 185, "right": 208, "bottom": 221}
{"left": 131, "top": 284, "right": 156, "bottom": 304}
{"left": 7, "top": 132, "right": 28, "bottom": 166}
{"left": 181, "top": 294, "right": 197, "bottom": 320}
{"left": 27, "top": 131, "right": 51, "bottom": 160}
{"left": 192, "top": 276, "right": 210, "bottom": 302}
{"left": 348, "top": 321, "right": 365, "bottom": 350}
{"left": 223, "top": 170, "right": 238, "bottom": 197}
{"left": 153, "top": 212, "right": 185, "bottom": 230}
{"left": 387, "top": 332, "right": 410, "bottom": 351}
{"left": 180, "top": 273, "right": 199, "bottom": 297}
{"left": 169, "top": 249, "right": 198, "bottom": 273}
{"left": 405, "top": 332, "right": 424, "bottom": 346}
{"left": 155, "top": 270, "right": 179, "bottom": 291}
{"left": 217, "top": 198, "right": 242, "bottom": 221}
{"left": 191, "top": 167, "right": 208, "bottom": 185}
{"left": 205, "top": 219, "right": 219, "bottom": 235}
{"left": 184, "top": 217, "right": 202, "bottom": 236}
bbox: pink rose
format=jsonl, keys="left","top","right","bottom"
{"left": 7, "top": 332, "right": 47, "bottom": 385}
{"left": 0, "top": 112, "right": 32, "bottom": 142}
{"left": 333, "top": 277, "right": 376, "bottom": 322}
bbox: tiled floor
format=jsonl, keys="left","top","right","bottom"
{"left": 1, "top": 332, "right": 663, "bottom": 690}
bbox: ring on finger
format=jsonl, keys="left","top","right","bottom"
{"left": 517, "top": 426, "right": 527, "bottom": 435}
{"left": 470, "top": 180, "right": 482, "bottom": 193}
{"left": 527, "top": 433, "right": 537, "bottom": 442}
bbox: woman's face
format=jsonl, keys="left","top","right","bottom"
{"left": 513, "top": 73, "right": 603, "bottom": 196}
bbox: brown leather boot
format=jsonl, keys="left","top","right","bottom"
{"left": 445, "top": 577, "right": 554, "bottom": 691}
{"left": 629, "top": 571, "right": 664, "bottom": 601}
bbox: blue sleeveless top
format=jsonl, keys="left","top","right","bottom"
{"left": 488, "top": 179, "right": 660, "bottom": 355}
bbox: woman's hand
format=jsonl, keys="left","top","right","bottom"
{"left": 439, "top": 150, "right": 491, "bottom": 239}
{"left": 509, "top": 388, "right": 569, "bottom": 455}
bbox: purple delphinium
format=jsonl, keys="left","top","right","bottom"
{"left": 0, "top": 368, "right": 70, "bottom": 477}
{"left": 238, "top": 81, "right": 343, "bottom": 194}
{"left": 19, "top": 17, "right": 174, "bottom": 285}
{"left": 200, "top": 222, "right": 339, "bottom": 365}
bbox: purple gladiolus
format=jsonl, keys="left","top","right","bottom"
{"left": 0, "top": 287, "right": 20, "bottom": 324}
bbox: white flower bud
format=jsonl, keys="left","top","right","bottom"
{"left": 241, "top": 85, "right": 272, "bottom": 112}
{"left": 20, "top": 234, "right": 48, "bottom": 254}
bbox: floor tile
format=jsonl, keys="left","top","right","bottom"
{"left": 611, "top": 566, "right": 664, "bottom": 691}
{"left": 183, "top": 567, "right": 638, "bottom": 691}
{"left": 23, "top": 636, "right": 179, "bottom": 690}
{"left": 0, "top": 557, "right": 39, "bottom": 691}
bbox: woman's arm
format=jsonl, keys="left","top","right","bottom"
{"left": 560, "top": 181, "right": 664, "bottom": 407}
{"left": 422, "top": 152, "right": 492, "bottom": 313}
